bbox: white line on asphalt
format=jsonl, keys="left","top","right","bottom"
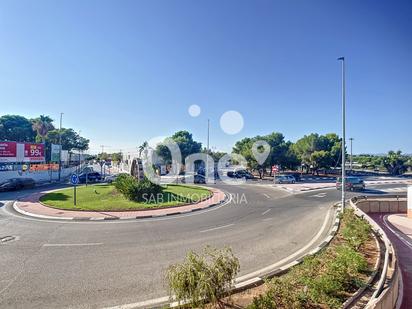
{"left": 261, "top": 209, "right": 271, "bottom": 216}
{"left": 262, "top": 217, "right": 272, "bottom": 221}
{"left": 263, "top": 193, "right": 271, "bottom": 199}
{"left": 42, "top": 243, "right": 103, "bottom": 247}
{"left": 382, "top": 215, "right": 412, "bottom": 250}
{"left": 199, "top": 223, "right": 234, "bottom": 233}
{"left": 236, "top": 205, "right": 333, "bottom": 282}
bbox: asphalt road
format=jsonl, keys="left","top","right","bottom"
{"left": 0, "top": 181, "right": 407, "bottom": 309}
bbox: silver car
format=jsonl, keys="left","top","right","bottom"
{"left": 274, "top": 175, "right": 296, "bottom": 184}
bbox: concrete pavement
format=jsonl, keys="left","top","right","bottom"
{"left": 0, "top": 182, "right": 405, "bottom": 308}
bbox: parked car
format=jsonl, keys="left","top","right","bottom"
{"left": 274, "top": 175, "right": 296, "bottom": 184}
{"left": 104, "top": 174, "right": 118, "bottom": 183}
{"left": 336, "top": 176, "right": 365, "bottom": 191}
{"left": 78, "top": 172, "right": 102, "bottom": 183}
{"left": 0, "top": 178, "right": 35, "bottom": 192}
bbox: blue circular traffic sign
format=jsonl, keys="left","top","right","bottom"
{"left": 70, "top": 174, "right": 79, "bottom": 185}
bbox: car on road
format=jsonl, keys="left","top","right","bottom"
{"left": 78, "top": 172, "right": 102, "bottom": 184}
{"left": 274, "top": 175, "right": 296, "bottom": 184}
{"left": 336, "top": 176, "right": 365, "bottom": 191}
{"left": 0, "top": 178, "right": 36, "bottom": 191}
{"left": 227, "top": 170, "right": 254, "bottom": 179}
{"left": 104, "top": 174, "right": 118, "bottom": 183}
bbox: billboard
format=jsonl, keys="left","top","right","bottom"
{"left": 24, "top": 143, "right": 45, "bottom": 162}
{"left": 0, "top": 142, "right": 17, "bottom": 162}
{"left": 51, "top": 144, "right": 61, "bottom": 162}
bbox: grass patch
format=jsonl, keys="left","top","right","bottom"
{"left": 247, "top": 208, "right": 374, "bottom": 309}
{"left": 40, "top": 184, "right": 212, "bottom": 211}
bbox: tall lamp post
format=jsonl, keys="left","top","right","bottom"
{"left": 349, "top": 137, "right": 354, "bottom": 173}
{"left": 58, "top": 112, "right": 63, "bottom": 181}
{"left": 338, "top": 57, "right": 346, "bottom": 209}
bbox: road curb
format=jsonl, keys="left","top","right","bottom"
{"left": 12, "top": 191, "right": 229, "bottom": 222}
{"left": 104, "top": 203, "right": 342, "bottom": 309}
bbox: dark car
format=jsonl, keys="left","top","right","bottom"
{"left": 234, "top": 170, "right": 254, "bottom": 179}
{"left": 78, "top": 172, "right": 102, "bottom": 183}
{"left": 194, "top": 174, "right": 206, "bottom": 184}
{"left": 0, "top": 178, "right": 35, "bottom": 192}
{"left": 336, "top": 176, "right": 365, "bottom": 191}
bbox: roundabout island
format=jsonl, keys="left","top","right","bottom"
{"left": 39, "top": 183, "right": 213, "bottom": 211}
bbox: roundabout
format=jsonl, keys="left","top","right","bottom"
{"left": 0, "top": 181, "right": 407, "bottom": 308}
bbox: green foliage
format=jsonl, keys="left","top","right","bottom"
{"left": 156, "top": 131, "right": 202, "bottom": 164}
{"left": 341, "top": 208, "right": 371, "bottom": 249}
{"left": 382, "top": 150, "right": 408, "bottom": 175}
{"left": 248, "top": 209, "right": 371, "bottom": 309}
{"left": 114, "top": 174, "right": 163, "bottom": 202}
{"left": 0, "top": 115, "right": 36, "bottom": 142}
{"left": 233, "top": 132, "right": 299, "bottom": 176}
{"left": 293, "top": 133, "right": 342, "bottom": 174}
{"left": 166, "top": 246, "right": 240, "bottom": 308}
{"left": 32, "top": 115, "right": 54, "bottom": 143}
{"left": 46, "top": 128, "right": 89, "bottom": 151}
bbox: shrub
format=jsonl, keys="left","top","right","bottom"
{"left": 341, "top": 208, "right": 371, "bottom": 249}
{"left": 166, "top": 246, "right": 240, "bottom": 308}
{"left": 114, "top": 174, "right": 163, "bottom": 202}
{"left": 248, "top": 208, "right": 371, "bottom": 309}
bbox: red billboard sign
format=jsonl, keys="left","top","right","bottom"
{"left": 24, "top": 143, "right": 45, "bottom": 162}
{"left": 0, "top": 142, "right": 17, "bottom": 157}
{"left": 0, "top": 142, "right": 17, "bottom": 162}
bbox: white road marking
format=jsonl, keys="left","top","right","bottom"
{"left": 42, "top": 243, "right": 103, "bottom": 247}
{"left": 261, "top": 209, "right": 271, "bottom": 216}
{"left": 263, "top": 193, "right": 271, "bottom": 199}
{"left": 382, "top": 215, "right": 412, "bottom": 250}
{"left": 236, "top": 205, "right": 333, "bottom": 282}
{"left": 262, "top": 217, "right": 272, "bottom": 221}
{"left": 309, "top": 193, "right": 327, "bottom": 198}
{"left": 199, "top": 223, "right": 234, "bottom": 233}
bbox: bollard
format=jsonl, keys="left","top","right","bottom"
{"left": 408, "top": 185, "right": 412, "bottom": 219}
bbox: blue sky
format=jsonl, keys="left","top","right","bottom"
{"left": 0, "top": 0, "right": 411, "bottom": 154}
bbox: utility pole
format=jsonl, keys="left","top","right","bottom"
{"left": 58, "top": 112, "right": 63, "bottom": 181}
{"left": 206, "top": 119, "right": 210, "bottom": 181}
{"left": 338, "top": 57, "right": 346, "bottom": 210}
{"left": 349, "top": 138, "right": 354, "bottom": 173}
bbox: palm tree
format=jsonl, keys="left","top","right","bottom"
{"left": 138, "top": 141, "right": 148, "bottom": 158}
{"left": 32, "top": 115, "right": 54, "bottom": 143}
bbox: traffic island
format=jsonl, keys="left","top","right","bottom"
{"left": 13, "top": 184, "right": 226, "bottom": 220}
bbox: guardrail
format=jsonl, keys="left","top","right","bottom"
{"left": 350, "top": 197, "right": 402, "bottom": 309}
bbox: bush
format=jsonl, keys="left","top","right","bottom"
{"left": 248, "top": 208, "right": 371, "bottom": 309}
{"left": 166, "top": 246, "right": 240, "bottom": 308}
{"left": 114, "top": 174, "right": 163, "bottom": 202}
{"left": 341, "top": 208, "right": 371, "bottom": 249}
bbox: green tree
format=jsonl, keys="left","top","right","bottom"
{"left": 233, "top": 132, "right": 296, "bottom": 178}
{"left": 293, "top": 133, "right": 342, "bottom": 174}
{"left": 382, "top": 150, "right": 408, "bottom": 175}
{"left": 31, "top": 115, "right": 55, "bottom": 143}
{"left": 46, "top": 128, "right": 89, "bottom": 151}
{"left": 138, "top": 141, "right": 148, "bottom": 158}
{"left": 0, "top": 115, "right": 36, "bottom": 142}
{"left": 156, "top": 131, "right": 202, "bottom": 164}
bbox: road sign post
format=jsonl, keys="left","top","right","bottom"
{"left": 70, "top": 174, "right": 79, "bottom": 207}
{"left": 272, "top": 165, "right": 279, "bottom": 184}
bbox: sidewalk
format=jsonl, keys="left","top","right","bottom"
{"left": 370, "top": 213, "right": 412, "bottom": 309}
{"left": 14, "top": 187, "right": 226, "bottom": 221}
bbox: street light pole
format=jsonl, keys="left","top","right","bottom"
{"left": 58, "top": 112, "right": 63, "bottom": 181}
{"left": 338, "top": 57, "right": 346, "bottom": 209}
{"left": 206, "top": 119, "right": 210, "bottom": 181}
{"left": 349, "top": 137, "right": 354, "bottom": 173}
